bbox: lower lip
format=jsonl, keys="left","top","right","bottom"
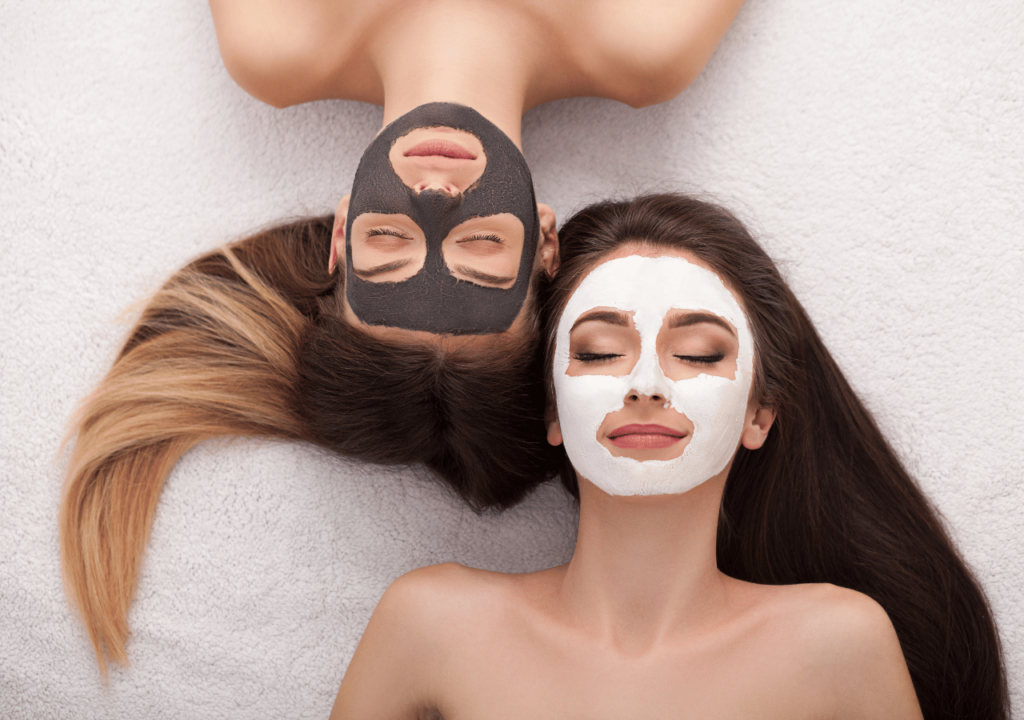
{"left": 405, "top": 140, "right": 476, "bottom": 160}
{"left": 608, "top": 434, "right": 685, "bottom": 449}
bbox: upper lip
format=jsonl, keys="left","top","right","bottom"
{"left": 607, "top": 424, "right": 686, "bottom": 438}
{"left": 404, "top": 139, "right": 476, "bottom": 160}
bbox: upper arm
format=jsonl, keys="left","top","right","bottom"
{"left": 815, "top": 590, "right": 923, "bottom": 720}
{"left": 328, "top": 565, "right": 463, "bottom": 720}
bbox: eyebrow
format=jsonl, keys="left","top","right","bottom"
{"left": 570, "top": 309, "right": 631, "bottom": 333}
{"left": 353, "top": 259, "right": 413, "bottom": 278}
{"left": 668, "top": 311, "right": 736, "bottom": 336}
{"left": 453, "top": 264, "right": 516, "bottom": 287}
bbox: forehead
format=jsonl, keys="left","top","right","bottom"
{"left": 561, "top": 253, "right": 745, "bottom": 330}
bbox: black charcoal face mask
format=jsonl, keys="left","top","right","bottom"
{"left": 345, "top": 102, "right": 540, "bottom": 334}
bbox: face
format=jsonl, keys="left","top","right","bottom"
{"left": 550, "top": 249, "right": 757, "bottom": 497}
{"left": 350, "top": 126, "right": 525, "bottom": 289}
{"left": 337, "top": 103, "right": 551, "bottom": 335}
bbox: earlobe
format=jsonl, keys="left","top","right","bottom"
{"left": 546, "top": 418, "right": 563, "bottom": 447}
{"left": 537, "top": 203, "right": 559, "bottom": 275}
{"left": 329, "top": 195, "right": 351, "bottom": 275}
{"left": 740, "top": 406, "right": 776, "bottom": 450}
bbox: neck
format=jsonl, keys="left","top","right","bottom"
{"left": 378, "top": 67, "right": 527, "bottom": 148}
{"left": 556, "top": 471, "right": 730, "bottom": 653}
{"left": 369, "top": 6, "right": 534, "bottom": 146}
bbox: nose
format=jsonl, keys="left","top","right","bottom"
{"left": 627, "top": 347, "right": 672, "bottom": 402}
{"left": 625, "top": 390, "right": 668, "bottom": 406}
{"left": 414, "top": 179, "right": 459, "bottom": 196}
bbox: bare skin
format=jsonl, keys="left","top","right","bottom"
{"left": 208, "top": 0, "right": 748, "bottom": 145}
{"left": 329, "top": 246, "right": 924, "bottom": 718}
{"left": 331, "top": 480, "right": 923, "bottom": 719}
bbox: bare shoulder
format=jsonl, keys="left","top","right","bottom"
{"left": 570, "top": 0, "right": 748, "bottom": 107}
{"left": 330, "top": 563, "right": 508, "bottom": 719}
{"left": 762, "top": 582, "right": 893, "bottom": 633}
{"left": 743, "top": 582, "right": 923, "bottom": 720}
{"left": 374, "top": 563, "right": 524, "bottom": 644}
{"left": 208, "top": 0, "right": 382, "bottom": 107}
{"left": 383, "top": 562, "right": 502, "bottom": 610}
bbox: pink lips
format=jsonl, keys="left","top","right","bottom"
{"left": 607, "top": 424, "right": 687, "bottom": 450}
{"left": 405, "top": 140, "right": 477, "bottom": 160}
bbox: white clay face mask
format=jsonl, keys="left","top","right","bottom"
{"left": 553, "top": 255, "right": 754, "bottom": 496}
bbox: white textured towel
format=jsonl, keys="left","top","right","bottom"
{"left": 2, "top": 0, "right": 1021, "bottom": 716}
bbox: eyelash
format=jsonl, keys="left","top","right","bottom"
{"left": 574, "top": 352, "right": 723, "bottom": 366}
{"left": 458, "top": 233, "right": 504, "bottom": 245}
{"left": 573, "top": 352, "right": 623, "bottom": 363}
{"left": 674, "top": 353, "right": 725, "bottom": 365}
{"left": 366, "top": 228, "right": 412, "bottom": 240}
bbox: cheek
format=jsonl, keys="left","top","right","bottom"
{"left": 555, "top": 374, "right": 630, "bottom": 437}
{"left": 665, "top": 375, "right": 744, "bottom": 424}
{"left": 659, "top": 357, "right": 753, "bottom": 473}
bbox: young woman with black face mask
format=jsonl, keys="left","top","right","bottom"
{"left": 59, "top": 0, "right": 748, "bottom": 675}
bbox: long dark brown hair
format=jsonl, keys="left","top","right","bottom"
{"left": 60, "top": 216, "right": 556, "bottom": 674}
{"left": 540, "top": 193, "right": 1008, "bottom": 719}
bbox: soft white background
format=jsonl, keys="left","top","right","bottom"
{"left": 2, "top": 0, "right": 1021, "bottom": 716}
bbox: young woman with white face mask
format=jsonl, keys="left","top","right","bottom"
{"left": 329, "top": 195, "right": 1007, "bottom": 719}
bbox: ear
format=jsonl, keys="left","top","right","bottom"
{"left": 329, "top": 195, "right": 351, "bottom": 275}
{"left": 545, "top": 405, "right": 563, "bottom": 447}
{"left": 537, "top": 203, "right": 559, "bottom": 275}
{"left": 740, "top": 405, "right": 776, "bottom": 450}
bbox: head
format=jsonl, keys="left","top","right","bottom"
{"left": 541, "top": 194, "right": 792, "bottom": 499}
{"left": 306, "top": 104, "right": 561, "bottom": 508}
{"left": 329, "top": 103, "right": 558, "bottom": 340}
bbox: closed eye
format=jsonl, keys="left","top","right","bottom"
{"left": 455, "top": 234, "right": 507, "bottom": 258}
{"left": 366, "top": 227, "right": 413, "bottom": 240}
{"left": 674, "top": 353, "right": 725, "bottom": 365}
{"left": 574, "top": 352, "right": 624, "bottom": 363}
{"left": 458, "top": 233, "right": 504, "bottom": 245}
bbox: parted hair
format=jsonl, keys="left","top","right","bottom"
{"left": 539, "top": 193, "right": 1009, "bottom": 720}
{"left": 60, "top": 216, "right": 556, "bottom": 675}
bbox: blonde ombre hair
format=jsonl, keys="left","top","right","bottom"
{"left": 60, "top": 217, "right": 555, "bottom": 675}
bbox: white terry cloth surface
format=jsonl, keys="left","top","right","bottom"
{"left": 1, "top": 0, "right": 1021, "bottom": 716}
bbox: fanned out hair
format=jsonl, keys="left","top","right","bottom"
{"left": 60, "top": 216, "right": 556, "bottom": 675}
{"left": 541, "top": 194, "right": 1009, "bottom": 719}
